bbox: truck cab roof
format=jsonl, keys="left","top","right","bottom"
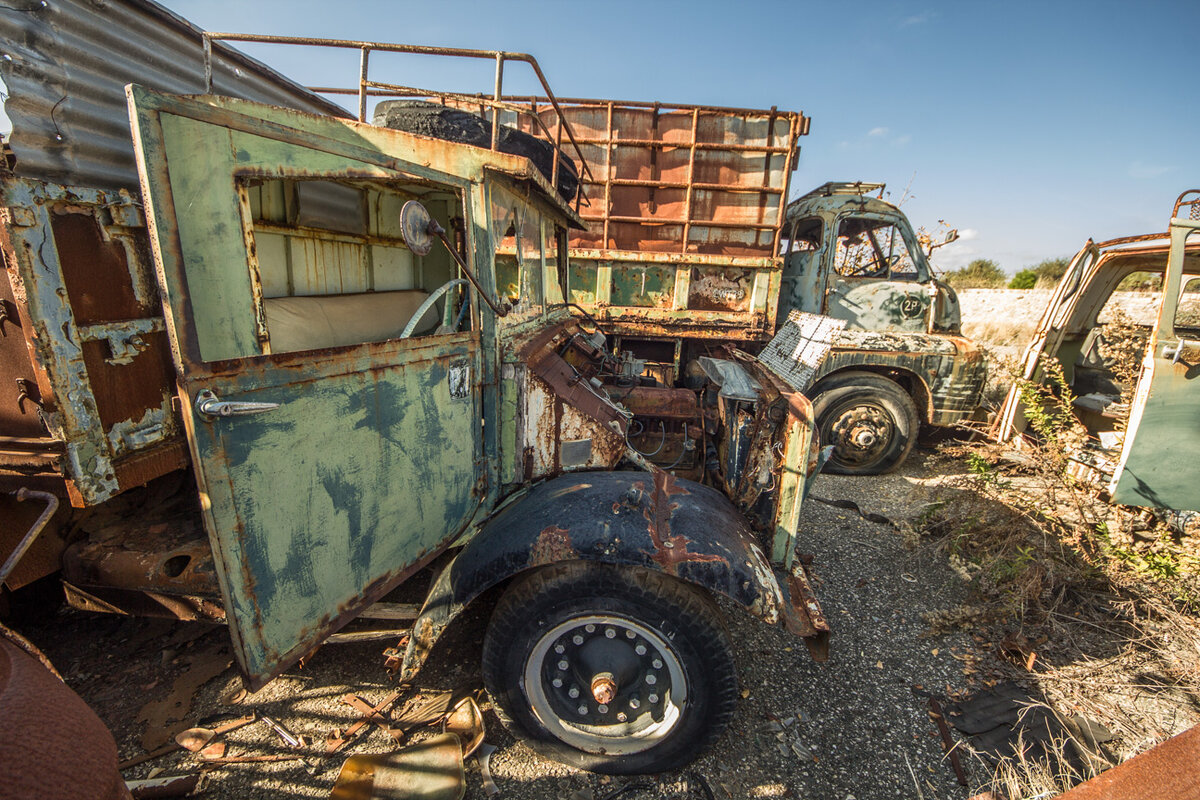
{"left": 786, "top": 182, "right": 901, "bottom": 221}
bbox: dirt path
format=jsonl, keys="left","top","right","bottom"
{"left": 14, "top": 449, "right": 987, "bottom": 799}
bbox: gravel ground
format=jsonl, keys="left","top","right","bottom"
{"left": 14, "top": 448, "right": 987, "bottom": 799}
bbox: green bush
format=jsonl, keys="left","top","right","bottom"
{"left": 1008, "top": 269, "right": 1038, "bottom": 289}
{"left": 943, "top": 258, "right": 1007, "bottom": 289}
{"left": 1032, "top": 257, "right": 1069, "bottom": 289}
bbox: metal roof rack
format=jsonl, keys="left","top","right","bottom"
{"left": 200, "top": 33, "right": 595, "bottom": 209}
{"left": 794, "top": 181, "right": 886, "bottom": 203}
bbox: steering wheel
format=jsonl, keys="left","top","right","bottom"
{"left": 400, "top": 278, "right": 468, "bottom": 339}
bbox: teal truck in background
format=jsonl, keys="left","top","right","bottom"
{"left": 0, "top": 4, "right": 831, "bottom": 774}
{"left": 488, "top": 99, "right": 987, "bottom": 474}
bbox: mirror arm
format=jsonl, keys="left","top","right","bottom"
{"left": 426, "top": 220, "right": 508, "bottom": 318}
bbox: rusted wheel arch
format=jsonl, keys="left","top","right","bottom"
{"left": 810, "top": 366, "right": 932, "bottom": 424}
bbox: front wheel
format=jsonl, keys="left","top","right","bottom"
{"left": 811, "top": 373, "right": 920, "bottom": 474}
{"left": 481, "top": 563, "right": 737, "bottom": 774}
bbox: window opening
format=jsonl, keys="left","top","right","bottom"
{"left": 243, "top": 177, "right": 469, "bottom": 355}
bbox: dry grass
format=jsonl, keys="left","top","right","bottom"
{"left": 911, "top": 357, "right": 1200, "bottom": 797}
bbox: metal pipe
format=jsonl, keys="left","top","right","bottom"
{"left": 425, "top": 221, "right": 507, "bottom": 318}
{"left": 491, "top": 53, "right": 504, "bottom": 151}
{"left": 357, "top": 46, "right": 371, "bottom": 123}
{"left": 202, "top": 35, "right": 213, "bottom": 93}
{"left": 200, "top": 34, "right": 597, "bottom": 185}
{"left": 0, "top": 488, "right": 60, "bottom": 586}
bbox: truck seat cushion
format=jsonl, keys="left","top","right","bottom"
{"left": 264, "top": 290, "right": 437, "bottom": 353}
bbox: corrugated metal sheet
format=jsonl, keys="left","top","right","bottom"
{"left": 0, "top": 0, "right": 350, "bottom": 190}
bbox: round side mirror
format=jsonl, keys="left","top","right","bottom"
{"left": 400, "top": 200, "right": 439, "bottom": 256}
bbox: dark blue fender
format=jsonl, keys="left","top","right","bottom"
{"left": 397, "top": 470, "right": 829, "bottom": 683}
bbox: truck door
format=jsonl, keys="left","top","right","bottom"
{"left": 1111, "top": 221, "right": 1200, "bottom": 510}
{"left": 824, "top": 214, "right": 930, "bottom": 332}
{"left": 995, "top": 241, "right": 1096, "bottom": 440}
{"left": 128, "top": 87, "right": 485, "bottom": 687}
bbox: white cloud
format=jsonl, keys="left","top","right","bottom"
{"left": 901, "top": 11, "right": 934, "bottom": 27}
{"left": 892, "top": 134, "right": 912, "bottom": 147}
{"left": 1128, "top": 160, "right": 1171, "bottom": 179}
{"left": 868, "top": 126, "right": 889, "bottom": 137}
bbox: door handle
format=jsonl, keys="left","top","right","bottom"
{"left": 1163, "top": 339, "right": 1196, "bottom": 365}
{"left": 194, "top": 389, "right": 279, "bottom": 419}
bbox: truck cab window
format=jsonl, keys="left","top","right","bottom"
{"left": 490, "top": 183, "right": 544, "bottom": 316}
{"left": 244, "top": 177, "right": 469, "bottom": 356}
{"left": 834, "top": 217, "right": 919, "bottom": 280}
{"left": 1175, "top": 275, "right": 1200, "bottom": 337}
{"left": 787, "top": 217, "right": 823, "bottom": 252}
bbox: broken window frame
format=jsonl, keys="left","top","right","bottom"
{"left": 830, "top": 213, "right": 926, "bottom": 282}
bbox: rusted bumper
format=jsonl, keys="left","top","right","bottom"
{"left": 776, "top": 559, "right": 831, "bottom": 661}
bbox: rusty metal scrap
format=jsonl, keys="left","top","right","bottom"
{"left": 325, "top": 690, "right": 402, "bottom": 753}
{"left": 1056, "top": 723, "right": 1200, "bottom": 799}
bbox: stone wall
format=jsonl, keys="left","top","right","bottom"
{"left": 957, "top": 289, "right": 1161, "bottom": 348}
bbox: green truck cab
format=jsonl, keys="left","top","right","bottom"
{"left": 1, "top": 14, "right": 830, "bottom": 774}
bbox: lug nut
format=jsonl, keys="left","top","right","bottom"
{"left": 625, "top": 630, "right": 636, "bottom": 639}
{"left": 577, "top": 705, "right": 588, "bottom": 716}
{"left": 572, "top": 634, "right": 584, "bottom": 645}
{"left": 598, "top": 704, "right": 608, "bottom": 714}
{"left": 635, "top": 644, "right": 647, "bottom": 656}
{"left": 605, "top": 627, "right": 616, "bottom": 639}
{"left": 554, "top": 644, "right": 565, "bottom": 654}
{"left": 648, "top": 693, "right": 659, "bottom": 704}
{"left": 568, "top": 687, "right": 580, "bottom": 699}
{"left": 558, "top": 659, "right": 569, "bottom": 671}
{"left": 552, "top": 678, "right": 563, "bottom": 688}
{"left": 652, "top": 658, "right": 663, "bottom": 669}
{"left": 617, "top": 712, "right": 628, "bottom": 722}
{"left": 585, "top": 624, "right": 596, "bottom": 633}
{"left": 629, "top": 698, "right": 640, "bottom": 709}
{"left": 645, "top": 674, "right": 657, "bottom": 685}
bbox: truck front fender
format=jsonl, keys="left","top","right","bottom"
{"left": 397, "top": 471, "right": 828, "bottom": 683}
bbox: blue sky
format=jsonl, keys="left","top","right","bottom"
{"left": 12, "top": 1, "right": 1198, "bottom": 274}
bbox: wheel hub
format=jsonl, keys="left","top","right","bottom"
{"left": 829, "top": 404, "right": 894, "bottom": 467}
{"left": 591, "top": 673, "right": 617, "bottom": 705}
{"left": 525, "top": 614, "right": 687, "bottom": 755}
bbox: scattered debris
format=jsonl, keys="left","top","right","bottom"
{"left": 125, "top": 773, "right": 201, "bottom": 799}
{"left": 330, "top": 733, "right": 465, "bottom": 800}
{"left": 260, "top": 714, "right": 304, "bottom": 748}
{"left": 173, "top": 727, "right": 214, "bottom": 753}
{"left": 442, "top": 696, "right": 484, "bottom": 757}
{"left": 476, "top": 742, "right": 499, "bottom": 797}
{"left": 945, "top": 682, "right": 1111, "bottom": 781}
{"left": 120, "top": 714, "right": 254, "bottom": 770}
{"left": 326, "top": 690, "right": 402, "bottom": 753}
{"left": 927, "top": 696, "right": 968, "bottom": 786}
{"left": 135, "top": 648, "right": 233, "bottom": 751}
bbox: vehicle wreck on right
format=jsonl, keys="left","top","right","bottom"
{"left": 996, "top": 190, "right": 1200, "bottom": 513}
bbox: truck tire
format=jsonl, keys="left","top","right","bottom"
{"left": 811, "top": 372, "right": 919, "bottom": 475}
{"left": 372, "top": 100, "right": 579, "bottom": 202}
{"left": 481, "top": 562, "right": 737, "bottom": 774}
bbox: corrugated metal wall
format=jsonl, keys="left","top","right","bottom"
{"left": 0, "top": 0, "right": 349, "bottom": 191}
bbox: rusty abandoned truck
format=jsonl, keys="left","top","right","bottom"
{"left": 466, "top": 97, "right": 986, "bottom": 473}
{"left": 0, "top": 2, "right": 833, "bottom": 773}
{"left": 997, "top": 190, "right": 1200, "bottom": 514}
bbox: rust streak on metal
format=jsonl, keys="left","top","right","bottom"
{"left": 640, "top": 469, "right": 725, "bottom": 574}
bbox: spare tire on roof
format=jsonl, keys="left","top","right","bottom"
{"left": 373, "top": 100, "right": 579, "bottom": 203}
